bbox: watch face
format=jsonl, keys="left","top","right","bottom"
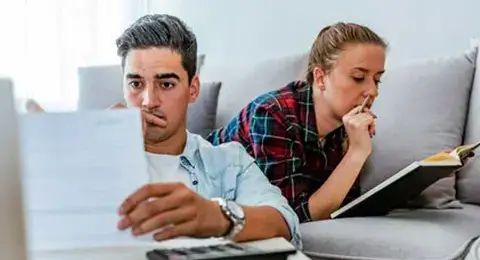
{"left": 227, "top": 200, "right": 245, "bottom": 219}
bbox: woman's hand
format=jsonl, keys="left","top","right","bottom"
{"left": 342, "top": 106, "right": 376, "bottom": 158}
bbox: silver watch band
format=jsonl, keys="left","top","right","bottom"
{"left": 211, "top": 198, "right": 245, "bottom": 239}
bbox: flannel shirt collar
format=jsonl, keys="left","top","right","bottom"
{"left": 296, "top": 83, "right": 347, "bottom": 150}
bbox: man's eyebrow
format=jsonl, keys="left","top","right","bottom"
{"left": 125, "top": 73, "right": 142, "bottom": 79}
{"left": 154, "top": 73, "right": 180, "bottom": 80}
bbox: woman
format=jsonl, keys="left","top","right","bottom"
{"left": 207, "top": 22, "right": 387, "bottom": 223}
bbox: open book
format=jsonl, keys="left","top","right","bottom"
{"left": 331, "top": 141, "right": 480, "bottom": 219}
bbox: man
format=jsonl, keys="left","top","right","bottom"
{"left": 29, "top": 14, "right": 301, "bottom": 247}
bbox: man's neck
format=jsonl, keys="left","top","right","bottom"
{"left": 144, "top": 130, "right": 187, "bottom": 155}
{"left": 312, "top": 88, "right": 342, "bottom": 137}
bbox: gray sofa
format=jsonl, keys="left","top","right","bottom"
{"left": 77, "top": 41, "right": 480, "bottom": 260}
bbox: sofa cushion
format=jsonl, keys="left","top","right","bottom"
{"left": 187, "top": 81, "right": 222, "bottom": 138}
{"left": 300, "top": 204, "right": 480, "bottom": 260}
{"left": 465, "top": 237, "right": 480, "bottom": 260}
{"left": 458, "top": 42, "right": 480, "bottom": 205}
{"left": 361, "top": 47, "right": 477, "bottom": 209}
{"left": 76, "top": 63, "right": 221, "bottom": 138}
{"left": 200, "top": 53, "right": 308, "bottom": 128}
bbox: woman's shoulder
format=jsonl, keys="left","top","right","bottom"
{"left": 247, "top": 80, "right": 310, "bottom": 114}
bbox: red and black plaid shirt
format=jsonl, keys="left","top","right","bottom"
{"left": 207, "top": 81, "right": 360, "bottom": 222}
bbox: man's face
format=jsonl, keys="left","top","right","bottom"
{"left": 123, "top": 47, "right": 199, "bottom": 144}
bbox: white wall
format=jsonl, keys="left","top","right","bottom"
{"left": 148, "top": 0, "right": 480, "bottom": 68}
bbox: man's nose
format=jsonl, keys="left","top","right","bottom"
{"left": 142, "top": 85, "right": 161, "bottom": 109}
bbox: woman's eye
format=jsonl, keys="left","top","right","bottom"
{"left": 129, "top": 81, "right": 142, "bottom": 89}
{"left": 352, "top": 77, "right": 364, "bottom": 83}
{"left": 375, "top": 79, "right": 382, "bottom": 85}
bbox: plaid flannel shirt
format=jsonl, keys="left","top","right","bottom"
{"left": 207, "top": 80, "right": 360, "bottom": 223}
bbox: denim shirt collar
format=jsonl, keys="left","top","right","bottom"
{"left": 179, "top": 131, "right": 198, "bottom": 170}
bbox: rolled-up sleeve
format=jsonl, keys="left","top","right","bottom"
{"left": 232, "top": 142, "right": 302, "bottom": 249}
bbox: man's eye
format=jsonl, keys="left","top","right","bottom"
{"left": 129, "top": 81, "right": 142, "bottom": 89}
{"left": 161, "top": 82, "right": 175, "bottom": 89}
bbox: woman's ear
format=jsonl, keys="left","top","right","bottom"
{"left": 313, "top": 67, "right": 326, "bottom": 90}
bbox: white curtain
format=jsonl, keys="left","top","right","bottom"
{"left": 0, "top": 0, "right": 147, "bottom": 111}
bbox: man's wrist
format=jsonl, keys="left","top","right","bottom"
{"left": 210, "top": 200, "right": 232, "bottom": 237}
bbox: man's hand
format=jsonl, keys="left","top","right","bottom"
{"left": 117, "top": 183, "right": 231, "bottom": 241}
{"left": 25, "top": 99, "right": 46, "bottom": 113}
{"left": 110, "top": 102, "right": 166, "bottom": 138}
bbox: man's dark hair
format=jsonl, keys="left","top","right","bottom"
{"left": 116, "top": 14, "right": 197, "bottom": 83}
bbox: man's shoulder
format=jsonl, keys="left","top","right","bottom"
{"left": 189, "top": 133, "right": 251, "bottom": 166}
{"left": 194, "top": 134, "right": 248, "bottom": 160}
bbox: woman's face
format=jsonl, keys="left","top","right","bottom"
{"left": 316, "top": 43, "right": 386, "bottom": 120}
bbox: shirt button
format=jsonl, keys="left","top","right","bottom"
{"left": 192, "top": 180, "right": 198, "bottom": 185}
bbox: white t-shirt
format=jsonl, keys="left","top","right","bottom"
{"left": 145, "top": 152, "right": 191, "bottom": 188}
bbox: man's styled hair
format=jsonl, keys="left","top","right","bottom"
{"left": 116, "top": 14, "right": 197, "bottom": 83}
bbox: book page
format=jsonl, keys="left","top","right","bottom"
{"left": 20, "top": 109, "right": 151, "bottom": 251}
{"left": 452, "top": 141, "right": 480, "bottom": 159}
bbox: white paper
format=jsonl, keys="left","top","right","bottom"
{"left": 20, "top": 109, "right": 151, "bottom": 251}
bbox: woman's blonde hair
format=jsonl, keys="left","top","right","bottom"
{"left": 306, "top": 22, "right": 387, "bottom": 84}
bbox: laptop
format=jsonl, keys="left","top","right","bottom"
{"left": 0, "top": 78, "right": 28, "bottom": 259}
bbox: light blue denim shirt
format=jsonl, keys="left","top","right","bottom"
{"left": 174, "top": 131, "right": 302, "bottom": 249}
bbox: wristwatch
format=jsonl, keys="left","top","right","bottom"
{"left": 211, "top": 197, "right": 245, "bottom": 239}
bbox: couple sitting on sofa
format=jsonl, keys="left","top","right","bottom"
{"left": 31, "top": 13, "right": 461, "bottom": 249}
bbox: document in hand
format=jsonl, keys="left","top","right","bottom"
{"left": 331, "top": 141, "right": 480, "bottom": 219}
{"left": 20, "top": 109, "right": 151, "bottom": 251}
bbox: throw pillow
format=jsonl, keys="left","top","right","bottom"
{"left": 457, "top": 42, "right": 480, "bottom": 205}
{"left": 187, "top": 81, "right": 222, "bottom": 138}
{"left": 361, "top": 47, "right": 477, "bottom": 209}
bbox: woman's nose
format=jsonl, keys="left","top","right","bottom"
{"left": 367, "top": 82, "right": 379, "bottom": 97}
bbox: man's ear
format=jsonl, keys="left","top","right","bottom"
{"left": 313, "top": 67, "right": 326, "bottom": 90}
{"left": 189, "top": 75, "right": 200, "bottom": 103}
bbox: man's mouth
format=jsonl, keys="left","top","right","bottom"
{"left": 142, "top": 110, "right": 167, "bottom": 127}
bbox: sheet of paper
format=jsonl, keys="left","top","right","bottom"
{"left": 20, "top": 109, "right": 151, "bottom": 251}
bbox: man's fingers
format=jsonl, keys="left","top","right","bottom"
{"left": 118, "top": 183, "right": 182, "bottom": 215}
{"left": 109, "top": 102, "right": 126, "bottom": 109}
{"left": 118, "top": 188, "right": 188, "bottom": 230}
{"left": 25, "top": 99, "right": 45, "bottom": 113}
{"left": 132, "top": 206, "right": 196, "bottom": 236}
{"left": 153, "top": 220, "right": 197, "bottom": 241}
{"left": 141, "top": 111, "right": 167, "bottom": 127}
{"left": 118, "top": 200, "right": 156, "bottom": 230}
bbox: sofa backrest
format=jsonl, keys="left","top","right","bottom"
{"left": 457, "top": 42, "right": 480, "bottom": 205}
{"left": 200, "top": 53, "right": 308, "bottom": 128}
